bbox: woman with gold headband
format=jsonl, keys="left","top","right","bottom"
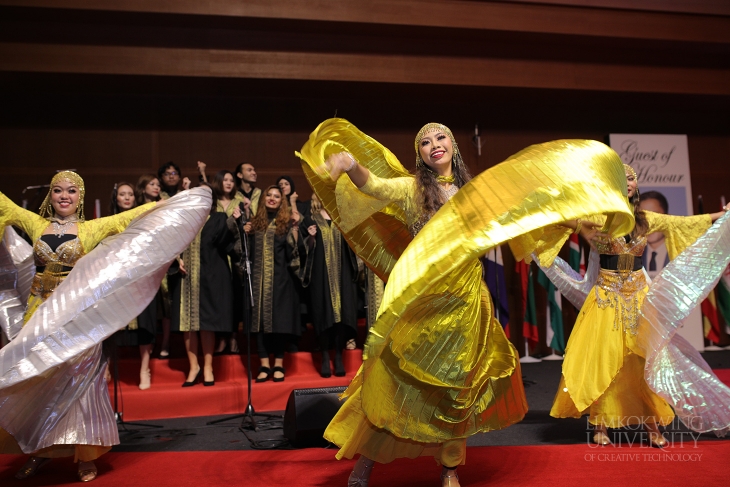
{"left": 297, "top": 119, "right": 636, "bottom": 487}
{"left": 0, "top": 171, "right": 156, "bottom": 482}
{"left": 546, "top": 164, "right": 730, "bottom": 447}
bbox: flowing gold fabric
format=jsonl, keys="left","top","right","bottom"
{"left": 297, "top": 118, "right": 634, "bottom": 460}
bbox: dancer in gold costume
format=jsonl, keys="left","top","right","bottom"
{"left": 0, "top": 171, "right": 155, "bottom": 482}
{"left": 297, "top": 119, "right": 635, "bottom": 486}
{"left": 550, "top": 164, "right": 730, "bottom": 447}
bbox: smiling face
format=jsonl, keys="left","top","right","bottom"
{"left": 264, "top": 187, "right": 283, "bottom": 210}
{"left": 418, "top": 129, "right": 454, "bottom": 175}
{"left": 116, "top": 184, "right": 135, "bottom": 210}
{"left": 238, "top": 163, "right": 257, "bottom": 185}
{"left": 145, "top": 178, "right": 161, "bottom": 200}
{"left": 51, "top": 181, "right": 80, "bottom": 218}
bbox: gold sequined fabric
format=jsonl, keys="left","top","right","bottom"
{"left": 28, "top": 238, "right": 84, "bottom": 301}
{"left": 298, "top": 119, "right": 634, "bottom": 458}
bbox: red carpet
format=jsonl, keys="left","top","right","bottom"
{"left": 108, "top": 351, "right": 362, "bottom": 421}
{"left": 2, "top": 441, "right": 729, "bottom": 486}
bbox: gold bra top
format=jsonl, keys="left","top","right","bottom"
{"left": 34, "top": 236, "right": 85, "bottom": 269}
{"left": 596, "top": 235, "right": 647, "bottom": 257}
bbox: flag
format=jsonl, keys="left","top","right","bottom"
{"left": 516, "top": 260, "right": 539, "bottom": 345}
{"left": 482, "top": 247, "right": 509, "bottom": 337}
{"left": 537, "top": 268, "right": 566, "bottom": 353}
{"left": 702, "top": 291, "right": 722, "bottom": 344}
{"left": 568, "top": 233, "right": 585, "bottom": 276}
{"left": 717, "top": 265, "right": 730, "bottom": 333}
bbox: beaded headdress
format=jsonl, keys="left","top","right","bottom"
{"left": 623, "top": 164, "right": 637, "bottom": 181}
{"left": 414, "top": 123, "right": 466, "bottom": 176}
{"left": 39, "top": 170, "right": 86, "bottom": 221}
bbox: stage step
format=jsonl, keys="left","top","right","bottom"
{"left": 108, "top": 351, "right": 362, "bottom": 421}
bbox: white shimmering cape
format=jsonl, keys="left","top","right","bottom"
{"left": 0, "top": 187, "right": 212, "bottom": 453}
{"left": 0, "top": 227, "right": 34, "bottom": 341}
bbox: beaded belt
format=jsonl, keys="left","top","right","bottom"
{"left": 30, "top": 262, "right": 72, "bottom": 300}
{"left": 595, "top": 268, "right": 646, "bottom": 336}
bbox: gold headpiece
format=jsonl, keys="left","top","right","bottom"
{"left": 39, "top": 171, "right": 86, "bottom": 221}
{"left": 414, "top": 122, "right": 464, "bottom": 173}
{"left": 623, "top": 164, "right": 637, "bottom": 181}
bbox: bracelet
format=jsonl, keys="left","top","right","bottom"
{"left": 344, "top": 153, "right": 357, "bottom": 173}
{"left": 574, "top": 219, "right": 583, "bottom": 235}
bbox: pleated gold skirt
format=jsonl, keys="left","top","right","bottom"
{"left": 551, "top": 271, "right": 674, "bottom": 427}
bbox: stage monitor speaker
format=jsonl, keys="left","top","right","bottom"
{"left": 283, "top": 385, "right": 347, "bottom": 446}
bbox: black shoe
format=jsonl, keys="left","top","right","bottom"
{"left": 255, "top": 366, "right": 271, "bottom": 383}
{"left": 203, "top": 380, "right": 215, "bottom": 387}
{"left": 334, "top": 354, "right": 346, "bottom": 377}
{"left": 320, "top": 352, "right": 331, "bottom": 378}
{"left": 182, "top": 370, "right": 201, "bottom": 387}
{"left": 272, "top": 366, "right": 286, "bottom": 382}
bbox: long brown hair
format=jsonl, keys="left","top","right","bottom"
{"left": 251, "top": 185, "right": 290, "bottom": 236}
{"left": 109, "top": 181, "right": 136, "bottom": 215}
{"left": 632, "top": 188, "right": 649, "bottom": 239}
{"left": 135, "top": 174, "right": 161, "bottom": 206}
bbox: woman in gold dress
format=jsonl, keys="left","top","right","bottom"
{"left": 297, "top": 119, "right": 635, "bottom": 487}
{"left": 551, "top": 164, "right": 730, "bottom": 446}
{"left": 0, "top": 171, "right": 155, "bottom": 481}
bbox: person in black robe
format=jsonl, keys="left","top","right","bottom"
{"left": 300, "top": 193, "right": 359, "bottom": 377}
{"left": 246, "top": 185, "right": 302, "bottom": 382}
{"left": 169, "top": 195, "right": 237, "bottom": 387}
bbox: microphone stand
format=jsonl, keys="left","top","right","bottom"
{"left": 207, "top": 210, "right": 280, "bottom": 431}
{"left": 109, "top": 334, "right": 162, "bottom": 431}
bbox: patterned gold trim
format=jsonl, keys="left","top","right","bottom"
{"left": 314, "top": 213, "right": 343, "bottom": 322}
{"left": 179, "top": 228, "right": 203, "bottom": 332}
{"left": 595, "top": 268, "right": 646, "bottom": 335}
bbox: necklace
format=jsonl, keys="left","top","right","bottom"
{"left": 49, "top": 215, "right": 78, "bottom": 238}
{"left": 440, "top": 183, "right": 458, "bottom": 201}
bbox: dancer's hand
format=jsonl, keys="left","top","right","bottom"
{"left": 580, "top": 221, "right": 609, "bottom": 249}
{"left": 324, "top": 152, "right": 355, "bottom": 181}
{"left": 243, "top": 222, "right": 252, "bottom": 233}
{"left": 232, "top": 206, "right": 241, "bottom": 219}
{"left": 182, "top": 177, "right": 191, "bottom": 190}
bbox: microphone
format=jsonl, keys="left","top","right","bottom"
{"left": 22, "top": 184, "right": 50, "bottom": 194}
{"left": 236, "top": 202, "right": 248, "bottom": 225}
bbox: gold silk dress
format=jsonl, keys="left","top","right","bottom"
{"left": 551, "top": 211, "right": 712, "bottom": 427}
{"left": 0, "top": 191, "right": 153, "bottom": 461}
{"left": 297, "top": 118, "right": 636, "bottom": 466}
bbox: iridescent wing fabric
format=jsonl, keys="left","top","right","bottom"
{"left": 0, "top": 187, "right": 212, "bottom": 453}
{"left": 0, "top": 227, "right": 33, "bottom": 341}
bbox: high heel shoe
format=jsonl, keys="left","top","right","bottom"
{"left": 272, "top": 366, "right": 286, "bottom": 382}
{"left": 77, "top": 461, "right": 97, "bottom": 482}
{"left": 347, "top": 456, "right": 374, "bottom": 487}
{"left": 593, "top": 431, "right": 612, "bottom": 446}
{"left": 139, "top": 368, "right": 151, "bottom": 390}
{"left": 648, "top": 431, "right": 668, "bottom": 448}
{"left": 182, "top": 369, "right": 201, "bottom": 387}
{"left": 255, "top": 366, "right": 272, "bottom": 383}
{"left": 441, "top": 467, "right": 460, "bottom": 487}
{"left": 15, "top": 457, "right": 51, "bottom": 479}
